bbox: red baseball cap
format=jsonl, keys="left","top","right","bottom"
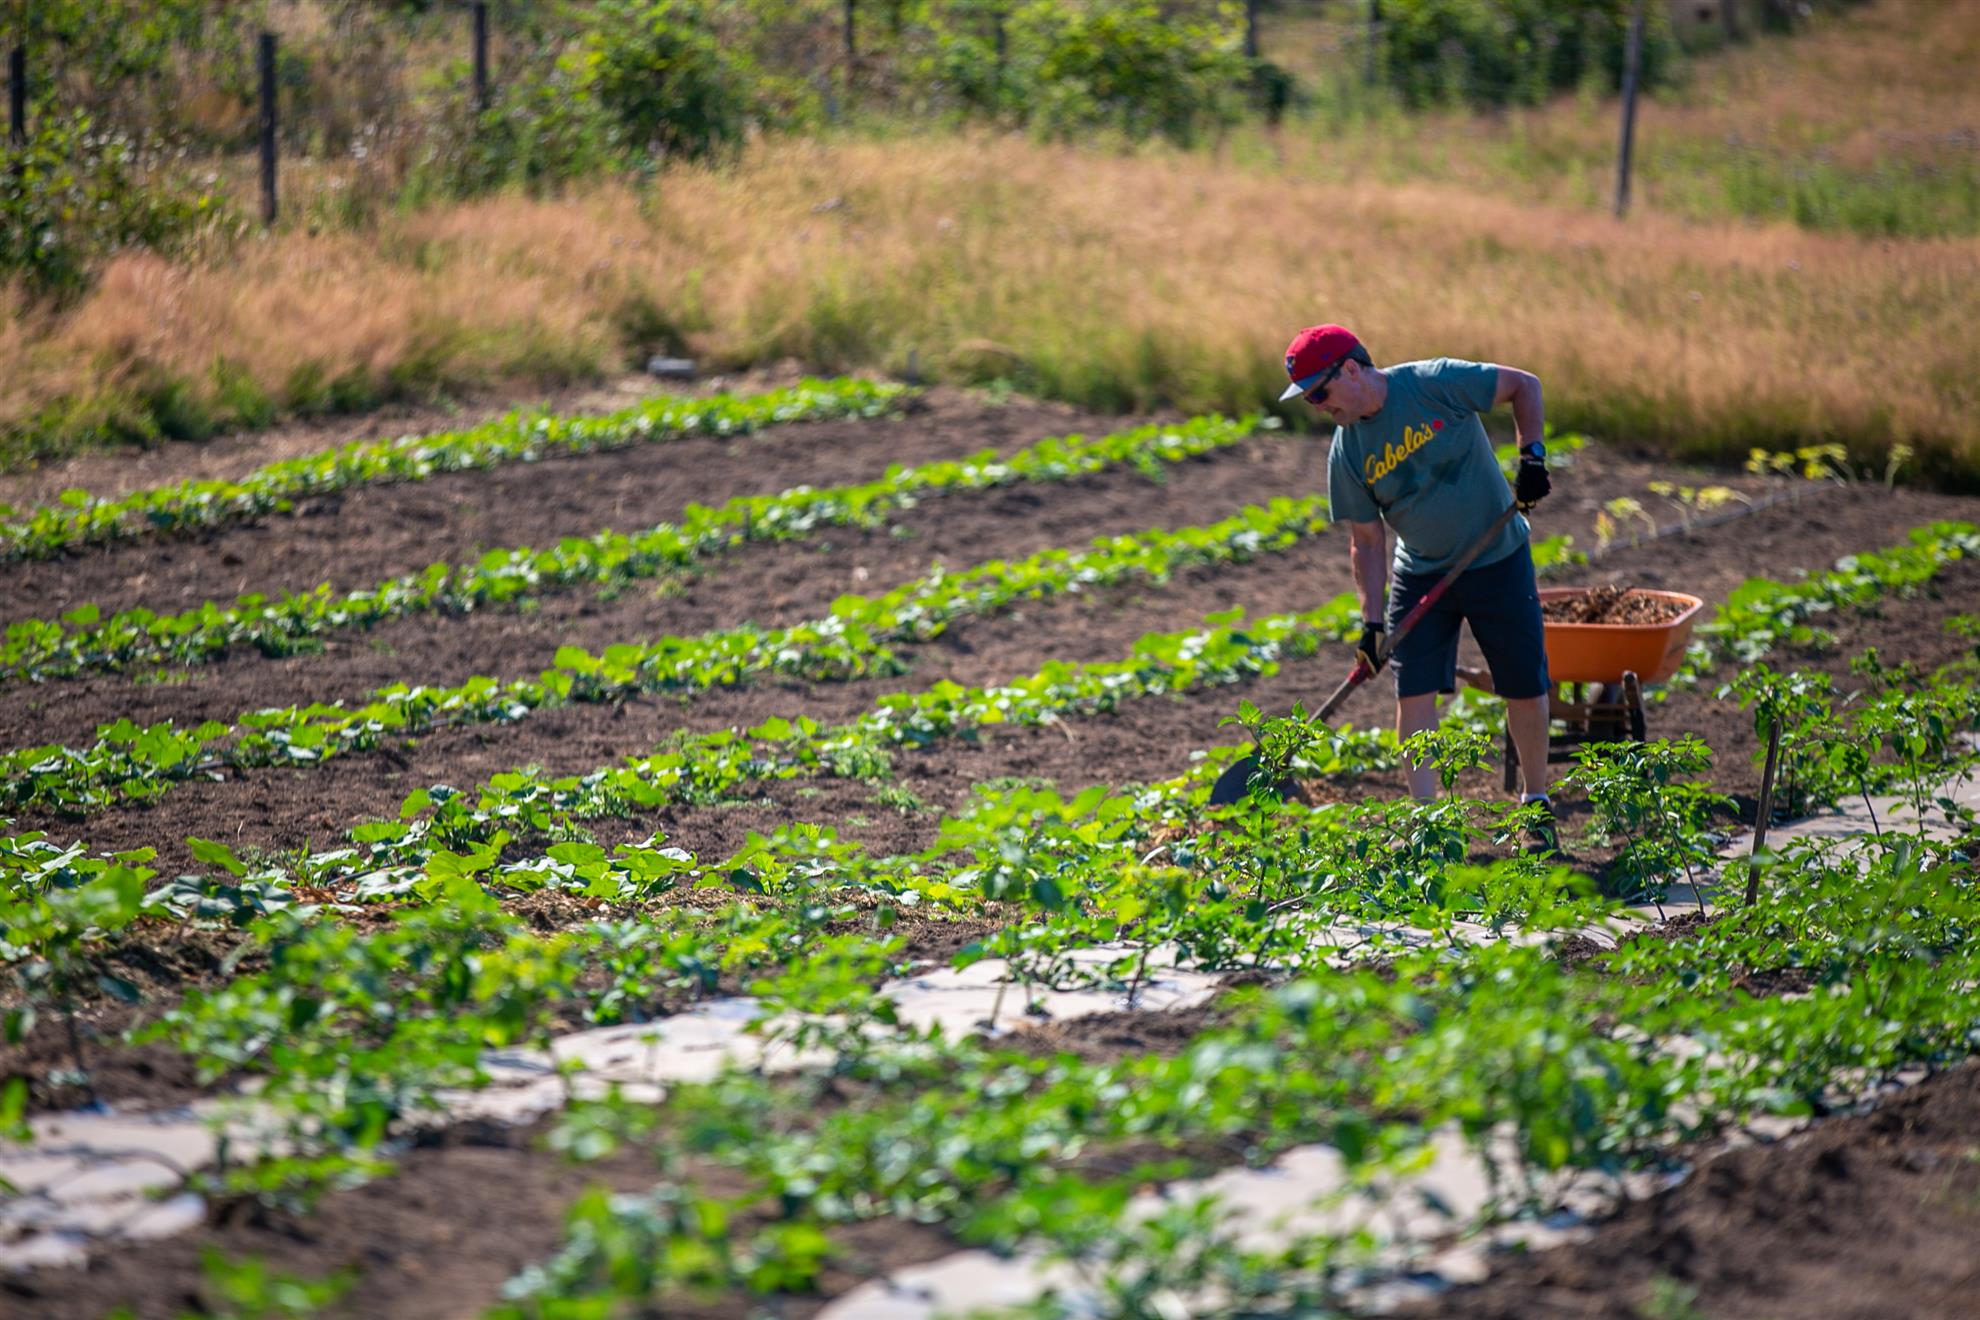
{"left": 1278, "top": 324, "right": 1365, "bottom": 401}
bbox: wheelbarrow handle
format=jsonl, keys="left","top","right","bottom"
{"left": 1314, "top": 503, "right": 1522, "bottom": 723}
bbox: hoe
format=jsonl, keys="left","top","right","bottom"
{"left": 1208, "top": 504, "right": 1518, "bottom": 806}
{"left": 1211, "top": 503, "right": 1709, "bottom": 805}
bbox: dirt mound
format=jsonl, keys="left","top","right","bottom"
{"left": 1543, "top": 585, "right": 1688, "bottom": 625}
{"left": 1406, "top": 1061, "right": 1980, "bottom": 1320}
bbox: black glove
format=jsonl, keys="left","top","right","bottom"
{"left": 1355, "top": 620, "right": 1387, "bottom": 674}
{"left": 1514, "top": 451, "right": 1551, "bottom": 510}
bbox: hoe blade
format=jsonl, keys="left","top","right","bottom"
{"left": 1208, "top": 754, "right": 1310, "bottom": 807}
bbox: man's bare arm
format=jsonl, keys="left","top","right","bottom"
{"left": 1347, "top": 519, "right": 1387, "bottom": 622}
{"left": 1491, "top": 366, "right": 1545, "bottom": 450}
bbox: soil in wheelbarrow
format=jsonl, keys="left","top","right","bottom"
{"left": 1542, "top": 585, "right": 1687, "bottom": 626}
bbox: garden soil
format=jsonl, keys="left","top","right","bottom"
{"left": 1400, "top": 1060, "right": 1980, "bottom": 1320}
{"left": 7, "top": 397, "right": 1980, "bottom": 1316}
{"left": 1541, "top": 584, "right": 1689, "bottom": 624}
{"left": 6, "top": 997, "right": 1215, "bottom": 1320}
{"left": 11, "top": 477, "right": 1975, "bottom": 874}
{"left": 0, "top": 388, "right": 1109, "bottom": 627}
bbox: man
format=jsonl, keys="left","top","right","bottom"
{"left": 1278, "top": 324, "right": 1555, "bottom": 832}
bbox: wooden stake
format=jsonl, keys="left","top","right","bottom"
{"left": 1746, "top": 717, "right": 1783, "bottom": 905}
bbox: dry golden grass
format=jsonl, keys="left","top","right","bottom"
{"left": 5, "top": 0, "right": 1971, "bottom": 476}
{"left": 1638, "top": 0, "right": 1980, "bottom": 166}
{"left": 1263, "top": 0, "right": 1980, "bottom": 225}
{"left": 6, "top": 133, "right": 1973, "bottom": 477}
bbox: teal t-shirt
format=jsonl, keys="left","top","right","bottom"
{"left": 1325, "top": 358, "right": 1527, "bottom": 577}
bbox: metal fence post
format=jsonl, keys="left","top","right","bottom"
{"left": 259, "top": 31, "right": 278, "bottom": 226}
{"left": 8, "top": 43, "right": 23, "bottom": 147}
{"left": 1365, "top": 0, "right": 1382, "bottom": 85}
{"left": 472, "top": 1, "right": 490, "bottom": 112}
{"left": 1613, "top": 0, "right": 1646, "bottom": 218}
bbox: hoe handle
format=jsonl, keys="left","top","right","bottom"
{"left": 1314, "top": 503, "right": 1521, "bottom": 722}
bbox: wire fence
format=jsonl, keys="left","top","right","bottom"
{"left": 0, "top": 0, "right": 1810, "bottom": 231}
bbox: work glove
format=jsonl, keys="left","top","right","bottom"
{"left": 1355, "top": 620, "right": 1387, "bottom": 675}
{"left": 1514, "top": 445, "right": 1551, "bottom": 511}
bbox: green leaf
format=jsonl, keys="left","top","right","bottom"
{"left": 0, "top": 1076, "right": 27, "bottom": 1143}
{"left": 187, "top": 837, "right": 248, "bottom": 876}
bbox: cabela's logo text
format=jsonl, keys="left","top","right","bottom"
{"left": 1364, "top": 420, "right": 1441, "bottom": 483}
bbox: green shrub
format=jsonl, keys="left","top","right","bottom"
{"left": 584, "top": 0, "right": 767, "bottom": 162}
{"left": 0, "top": 112, "right": 235, "bottom": 299}
{"left": 907, "top": 0, "right": 1013, "bottom": 119}
{"left": 895, "top": 0, "right": 1260, "bottom": 146}
{"left": 402, "top": 0, "right": 792, "bottom": 203}
{"left": 1015, "top": 0, "right": 1251, "bottom": 146}
{"left": 9, "top": 0, "right": 265, "bottom": 150}
{"left": 1379, "top": 0, "right": 1680, "bottom": 110}
{"left": 402, "top": 51, "right": 616, "bottom": 202}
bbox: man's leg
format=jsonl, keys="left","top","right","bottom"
{"left": 1506, "top": 692, "right": 1552, "bottom": 799}
{"left": 1461, "top": 542, "right": 1553, "bottom": 802}
{"left": 1398, "top": 692, "right": 1442, "bottom": 800}
{"left": 1386, "top": 565, "right": 1463, "bottom": 802}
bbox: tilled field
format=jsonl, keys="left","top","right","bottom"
{"left": 4, "top": 382, "right": 1979, "bottom": 1319}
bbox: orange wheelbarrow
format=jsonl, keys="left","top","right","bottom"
{"left": 1501, "top": 588, "right": 1707, "bottom": 790}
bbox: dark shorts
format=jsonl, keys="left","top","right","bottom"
{"left": 1386, "top": 540, "right": 1550, "bottom": 700}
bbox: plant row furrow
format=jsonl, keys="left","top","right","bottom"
{"left": 0, "top": 413, "right": 1266, "bottom": 684}
{"left": 9, "top": 729, "right": 1974, "bottom": 1312}
{"left": 1677, "top": 519, "right": 1980, "bottom": 681}
{"left": 0, "top": 494, "right": 1334, "bottom": 817}
{"left": 10, "top": 510, "right": 1954, "bottom": 909}
{"left": 0, "top": 378, "right": 910, "bottom": 561}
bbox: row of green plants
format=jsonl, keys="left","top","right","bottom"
{"left": 505, "top": 819, "right": 1974, "bottom": 1318}
{"left": 1722, "top": 631, "right": 1980, "bottom": 826}
{"left": 0, "top": 377, "right": 908, "bottom": 560}
{"left": 1, "top": 585, "right": 1363, "bottom": 837}
{"left": 9, "top": 674, "right": 1974, "bottom": 1308}
{"left": 7, "top": 495, "right": 1944, "bottom": 857}
{"left": 5, "top": 618, "right": 1972, "bottom": 1017}
{"left": 54, "top": 604, "right": 1971, "bottom": 967}
{"left": 0, "top": 411, "right": 1265, "bottom": 682}
{"left": 1677, "top": 520, "right": 1980, "bottom": 680}
{"left": 12, "top": 491, "right": 1948, "bottom": 864}
{"left": 0, "top": 493, "right": 1336, "bottom": 816}
{"left": 14, "top": 620, "right": 1970, "bottom": 1091}
{"left": 0, "top": 436, "right": 1589, "bottom": 830}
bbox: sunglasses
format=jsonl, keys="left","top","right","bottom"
{"left": 1301, "top": 360, "right": 1348, "bottom": 406}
